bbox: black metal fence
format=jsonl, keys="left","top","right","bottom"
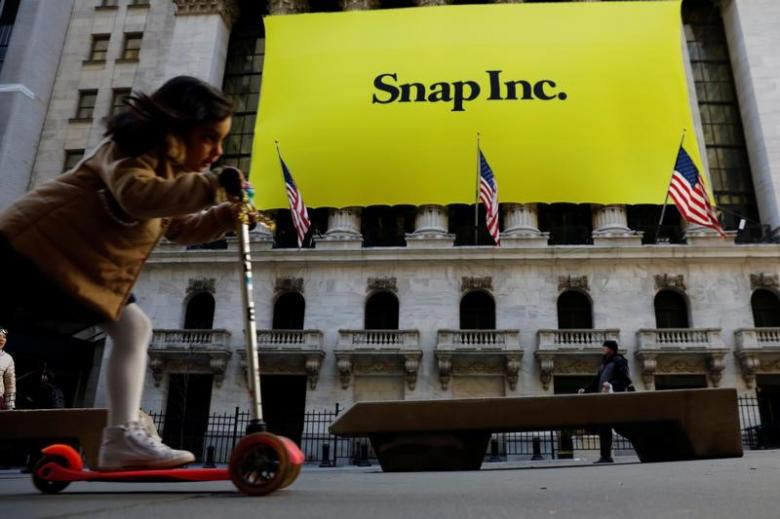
{"left": 146, "top": 394, "right": 773, "bottom": 466}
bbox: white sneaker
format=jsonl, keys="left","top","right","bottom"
{"left": 97, "top": 421, "right": 195, "bottom": 471}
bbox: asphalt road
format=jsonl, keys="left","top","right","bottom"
{"left": 2, "top": 452, "right": 778, "bottom": 519}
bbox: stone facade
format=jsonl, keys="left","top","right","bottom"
{"left": 13, "top": 1, "right": 780, "bottom": 419}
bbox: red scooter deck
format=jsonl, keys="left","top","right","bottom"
{"left": 37, "top": 462, "right": 230, "bottom": 483}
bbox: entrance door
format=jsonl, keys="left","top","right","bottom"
{"left": 163, "top": 374, "right": 213, "bottom": 460}
{"left": 260, "top": 374, "right": 307, "bottom": 446}
{"left": 756, "top": 376, "right": 780, "bottom": 447}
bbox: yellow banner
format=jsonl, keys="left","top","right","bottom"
{"left": 251, "top": 0, "right": 700, "bottom": 209}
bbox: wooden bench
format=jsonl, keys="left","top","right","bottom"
{"left": 0, "top": 409, "right": 107, "bottom": 468}
{"left": 330, "top": 388, "right": 743, "bottom": 471}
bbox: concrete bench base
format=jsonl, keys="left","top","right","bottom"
{"left": 0, "top": 409, "right": 107, "bottom": 468}
{"left": 330, "top": 389, "right": 743, "bottom": 472}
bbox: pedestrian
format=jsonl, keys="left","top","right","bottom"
{"left": 0, "top": 328, "right": 15, "bottom": 411}
{"left": 579, "top": 339, "right": 634, "bottom": 463}
{"left": 0, "top": 75, "right": 252, "bottom": 471}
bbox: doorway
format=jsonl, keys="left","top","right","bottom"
{"left": 163, "top": 374, "right": 213, "bottom": 460}
{"left": 260, "top": 374, "right": 307, "bottom": 446}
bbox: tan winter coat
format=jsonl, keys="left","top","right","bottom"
{"left": 0, "top": 138, "right": 236, "bottom": 321}
{"left": 0, "top": 351, "right": 15, "bottom": 410}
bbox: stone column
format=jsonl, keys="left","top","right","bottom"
{"left": 317, "top": 208, "right": 363, "bottom": 249}
{"left": 501, "top": 203, "right": 547, "bottom": 248}
{"left": 406, "top": 205, "right": 454, "bottom": 248}
{"left": 0, "top": 0, "right": 74, "bottom": 209}
{"left": 721, "top": 1, "right": 780, "bottom": 232}
{"left": 681, "top": 219, "right": 731, "bottom": 247}
{"left": 341, "top": 0, "right": 380, "bottom": 10}
{"left": 164, "top": 0, "right": 239, "bottom": 87}
{"left": 591, "top": 205, "right": 641, "bottom": 246}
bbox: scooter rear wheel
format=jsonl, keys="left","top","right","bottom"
{"left": 228, "top": 432, "right": 290, "bottom": 496}
{"left": 32, "top": 455, "right": 71, "bottom": 494}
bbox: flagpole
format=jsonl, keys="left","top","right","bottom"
{"left": 654, "top": 130, "right": 687, "bottom": 242}
{"left": 475, "top": 132, "right": 481, "bottom": 245}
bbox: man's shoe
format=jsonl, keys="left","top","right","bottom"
{"left": 97, "top": 421, "right": 195, "bottom": 471}
{"left": 593, "top": 456, "right": 614, "bottom": 464}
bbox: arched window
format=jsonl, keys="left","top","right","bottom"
{"left": 460, "top": 291, "right": 495, "bottom": 330}
{"left": 751, "top": 289, "right": 780, "bottom": 327}
{"left": 365, "top": 291, "right": 399, "bottom": 330}
{"left": 557, "top": 290, "right": 593, "bottom": 329}
{"left": 654, "top": 290, "right": 689, "bottom": 328}
{"left": 273, "top": 292, "right": 305, "bottom": 330}
{"left": 184, "top": 292, "right": 215, "bottom": 329}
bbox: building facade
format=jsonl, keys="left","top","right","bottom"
{"left": 3, "top": 0, "right": 780, "bottom": 449}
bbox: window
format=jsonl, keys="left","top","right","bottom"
{"left": 539, "top": 204, "right": 593, "bottom": 245}
{"left": 87, "top": 34, "right": 109, "bottom": 62}
{"left": 110, "top": 88, "right": 131, "bottom": 115}
{"left": 654, "top": 290, "right": 689, "bottom": 328}
{"left": 98, "top": 0, "right": 118, "bottom": 7}
{"left": 683, "top": 1, "right": 759, "bottom": 231}
{"left": 63, "top": 149, "right": 84, "bottom": 172}
{"left": 184, "top": 292, "right": 215, "bottom": 329}
{"left": 272, "top": 207, "right": 327, "bottom": 249}
{"left": 74, "top": 90, "right": 97, "bottom": 120}
{"left": 120, "top": 33, "right": 142, "bottom": 61}
{"left": 449, "top": 204, "right": 501, "bottom": 246}
{"left": 362, "top": 205, "right": 415, "bottom": 247}
{"left": 460, "top": 290, "right": 495, "bottom": 330}
{"left": 220, "top": 3, "right": 266, "bottom": 173}
{"left": 272, "top": 292, "right": 305, "bottom": 330}
{"left": 128, "top": 0, "right": 150, "bottom": 6}
{"left": 751, "top": 290, "right": 780, "bottom": 328}
{"left": 557, "top": 290, "right": 592, "bottom": 329}
{"left": 365, "top": 292, "right": 399, "bottom": 330}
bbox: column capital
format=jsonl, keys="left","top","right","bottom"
{"left": 268, "top": 0, "right": 309, "bottom": 14}
{"left": 173, "top": 0, "right": 239, "bottom": 24}
{"left": 341, "top": 0, "right": 380, "bottom": 10}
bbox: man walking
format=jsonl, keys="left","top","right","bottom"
{"left": 579, "top": 340, "right": 633, "bottom": 463}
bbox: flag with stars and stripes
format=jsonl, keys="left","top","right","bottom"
{"left": 668, "top": 146, "right": 725, "bottom": 237}
{"left": 279, "top": 155, "right": 311, "bottom": 247}
{"left": 478, "top": 149, "right": 500, "bottom": 246}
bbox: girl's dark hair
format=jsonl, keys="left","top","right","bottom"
{"left": 105, "top": 75, "right": 233, "bottom": 156}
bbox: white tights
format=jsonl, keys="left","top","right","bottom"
{"left": 101, "top": 303, "right": 153, "bottom": 427}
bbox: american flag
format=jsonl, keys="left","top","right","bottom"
{"left": 667, "top": 146, "right": 725, "bottom": 237}
{"left": 279, "top": 155, "right": 311, "bottom": 247}
{"left": 479, "top": 149, "right": 500, "bottom": 246}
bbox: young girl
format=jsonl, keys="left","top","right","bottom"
{"left": 0, "top": 76, "right": 248, "bottom": 470}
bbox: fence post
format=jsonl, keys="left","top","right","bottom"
{"left": 203, "top": 445, "right": 216, "bottom": 468}
{"left": 488, "top": 437, "right": 500, "bottom": 462}
{"left": 532, "top": 436, "right": 543, "bottom": 460}
{"left": 320, "top": 443, "right": 331, "bottom": 468}
{"left": 231, "top": 406, "right": 240, "bottom": 449}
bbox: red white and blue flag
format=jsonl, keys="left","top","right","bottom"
{"left": 479, "top": 149, "right": 500, "bottom": 246}
{"left": 279, "top": 155, "right": 311, "bottom": 247}
{"left": 668, "top": 146, "right": 725, "bottom": 237}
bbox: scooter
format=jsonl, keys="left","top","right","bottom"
{"left": 32, "top": 186, "right": 303, "bottom": 496}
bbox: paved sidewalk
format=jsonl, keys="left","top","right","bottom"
{"left": 1, "top": 451, "right": 778, "bottom": 519}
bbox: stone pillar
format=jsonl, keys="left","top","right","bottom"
{"left": 269, "top": 1, "right": 309, "bottom": 14}
{"left": 501, "top": 203, "right": 547, "bottom": 247}
{"left": 341, "top": 0, "right": 380, "bottom": 10}
{"left": 682, "top": 219, "right": 731, "bottom": 247}
{"left": 406, "top": 205, "right": 454, "bottom": 248}
{"left": 164, "top": 0, "right": 239, "bottom": 87}
{"left": 0, "top": 0, "right": 73, "bottom": 209}
{"left": 591, "top": 205, "right": 641, "bottom": 246}
{"left": 317, "top": 208, "right": 363, "bottom": 249}
{"left": 721, "top": 1, "right": 780, "bottom": 232}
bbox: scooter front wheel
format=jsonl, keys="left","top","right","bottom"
{"left": 228, "top": 432, "right": 290, "bottom": 496}
{"left": 32, "top": 455, "right": 72, "bottom": 494}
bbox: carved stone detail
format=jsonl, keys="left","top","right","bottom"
{"left": 275, "top": 277, "right": 303, "bottom": 293}
{"left": 462, "top": 276, "right": 492, "bottom": 292}
{"left": 187, "top": 278, "right": 215, "bottom": 295}
{"left": 750, "top": 273, "right": 779, "bottom": 290}
{"left": 341, "top": 0, "right": 380, "bottom": 9}
{"left": 438, "top": 354, "right": 452, "bottom": 390}
{"left": 558, "top": 275, "right": 589, "bottom": 292}
{"left": 173, "top": 0, "right": 239, "bottom": 24}
{"left": 538, "top": 356, "right": 554, "bottom": 391}
{"left": 506, "top": 354, "right": 522, "bottom": 391}
{"left": 368, "top": 277, "right": 397, "bottom": 293}
{"left": 404, "top": 355, "right": 421, "bottom": 390}
{"left": 655, "top": 274, "right": 686, "bottom": 291}
{"left": 268, "top": 0, "right": 309, "bottom": 14}
{"left": 336, "top": 355, "right": 353, "bottom": 390}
